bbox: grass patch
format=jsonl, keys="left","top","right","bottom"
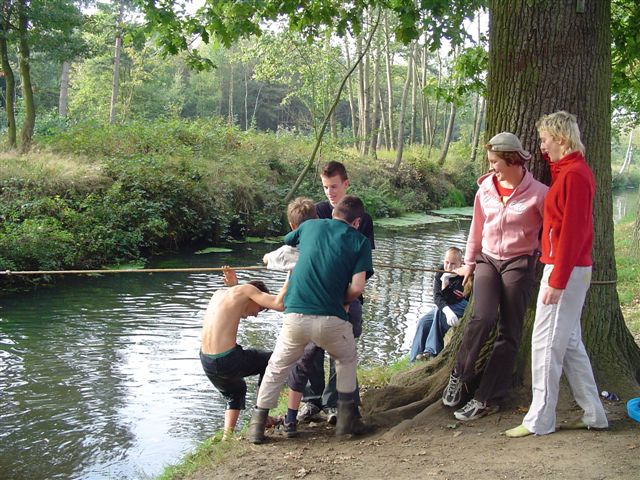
{"left": 0, "top": 151, "right": 107, "bottom": 195}
{"left": 358, "top": 357, "right": 410, "bottom": 388}
{"left": 156, "top": 432, "right": 245, "bottom": 480}
{"left": 615, "top": 218, "right": 640, "bottom": 337}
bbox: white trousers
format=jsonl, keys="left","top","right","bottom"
{"left": 256, "top": 313, "right": 357, "bottom": 409}
{"left": 522, "top": 265, "right": 608, "bottom": 434}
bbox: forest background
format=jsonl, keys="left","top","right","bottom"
{"left": 0, "top": 0, "right": 638, "bottom": 291}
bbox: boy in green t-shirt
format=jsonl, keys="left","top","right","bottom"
{"left": 248, "top": 195, "right": 373, "bottom": 444}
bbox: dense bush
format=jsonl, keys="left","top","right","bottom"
{"left": 1, "top": 119, "right": 478, "bottom": 290}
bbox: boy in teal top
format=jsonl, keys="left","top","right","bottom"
{"left": 248, "top": 195, "right": 373, "bottom": 444}
{"left": 282, "top": 218, "right": 373, "bottom": 320}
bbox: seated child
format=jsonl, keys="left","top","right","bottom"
{"left": 409, "top": 247, "right": 468, "bottom": 362}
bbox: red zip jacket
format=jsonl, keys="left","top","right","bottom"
{"left": 540, "top": 150, "right": 595, "bottom": 289}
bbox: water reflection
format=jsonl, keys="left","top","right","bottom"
{"left": 0, "top": 221, "right": 469, "bottom": 479}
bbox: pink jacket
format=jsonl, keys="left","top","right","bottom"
{"left": 464, "top": 169, "right": 548, "bottom": 266}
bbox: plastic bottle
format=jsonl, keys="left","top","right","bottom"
{"left": 600, "top": 390, "right": 620, "bottom": 401}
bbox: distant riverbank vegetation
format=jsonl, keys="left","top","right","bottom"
{"left": 0, "top": 118, "right": 478, "bottom": 288}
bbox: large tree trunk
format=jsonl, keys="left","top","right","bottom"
{"left": 17, "top": 0, "right": 34, "bottom": 153}
{"left": 109, "top": 2, "right": 124, "bottom": 124}
{"left": 58, "top": 60, "right": 71, "bottom": 118}
{"left": 0, "top": 7, "right": 16, "bottom": 149}
{"left": 366, "top": 0, "right": 640, "bottom": 428}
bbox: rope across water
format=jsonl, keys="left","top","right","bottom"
{"left": 0, "top": 263, "right": 616, "bottom": 284}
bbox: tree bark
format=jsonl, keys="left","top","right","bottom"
{"left": 378, "top": 89, "right": 389, "bottom": 149}
{"left": 409, "top": 44, "right": 418, "bottom": 144}
{"left": 356, "top": 32, "right": 367, "bottom": 154}
{"left": 633, "top": 186, "right": 640, "bottom": 257}
{"left": 17, "top": 0, "right": 34, "bottom": 152}
{"left": 470, "top": 96, "right": 485, "bottom": 170}
{"left": 383, "top": 13, "right": 395, "bottom": 150}
{"left": 618, "top": 129, "right": 634, "bottom": 174}
{"left": 368, "top": 42, "right": 381, "bottom": 158}
{"left": 58, "top": 60, "right": 71, "bottom": 118}
{"left": 437, "top": 102, "right": 456, "bottom": 166}
{"left": 109, "top": 1, "right": 124, "bottom": 124}
{"left": 366, "top": 0, "right": 640, "bottom": 427}
{"left": 427, "top": 51, "right": 443, "bottom": 156}
{"left": 393, "top": 43, "right": 414, "bottom": 171}
{"left": 344, "top": 37, "right": 358, "bottom": 149}
{"left": 0, "top": 1, "right": 16, "bottom": 149}
{"left": 227, "top": 63, "right": 234, "bottom": 125}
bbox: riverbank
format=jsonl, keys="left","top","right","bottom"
{"left": 159, "top": 213, "right": 640, "bottom": 480}
{"left": 0, "top": 119, "right": 476, "bottom": 293}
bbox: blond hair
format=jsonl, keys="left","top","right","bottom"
{"left": 287, "top": 197, "right": 317, "bottom": 227}
{"left": 445, "top": 246, "right": 463, "bottom": 263}
{"left": 536, "top": 110, "right": 585, "bottom": 155}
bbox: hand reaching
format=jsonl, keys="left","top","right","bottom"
{"left": 222, "top": 266, "right": 238, "bottom": 287}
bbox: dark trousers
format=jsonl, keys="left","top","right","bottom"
{"left": 287, "top": 299, "right": 362, "bottom": 408}
{"left": 454, "top": 253, "right": 536, "bottom": 404}
{"left": 200, "top": 346, "right": 271, "bottom": 410}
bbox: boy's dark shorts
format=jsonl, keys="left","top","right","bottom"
{"left": 200, "top": 345, "right": 271, "bottom": 410}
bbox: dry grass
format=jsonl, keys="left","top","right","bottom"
{"left": 0, "top": 150, "right": 108, "bottom": 193}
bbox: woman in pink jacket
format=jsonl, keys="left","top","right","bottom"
{"left": 505, "top": 111, "right": 608, "bottom": 437}
{"left": 442, "top": 132, "right": 548, "bottom": 421}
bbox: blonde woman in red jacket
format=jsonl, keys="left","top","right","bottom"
{"left": 506, "top": 111, "right": 608, "bottom": 438}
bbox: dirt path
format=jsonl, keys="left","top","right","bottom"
{"left": 187, "top": 396, "right": 639, "bottom": 480}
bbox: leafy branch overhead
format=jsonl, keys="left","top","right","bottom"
{"left": 135, "top": 0, "right": 485, "bottom": 65}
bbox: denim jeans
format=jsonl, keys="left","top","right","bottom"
{"left": 409, "top": 299, "right": 468, "bottom": 362}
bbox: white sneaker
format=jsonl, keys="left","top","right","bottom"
{"left": 296, "top": 402, "right": 321, "bottom": 423}
{"left": 325, "top": 407, "right": 338, "bottom": 425}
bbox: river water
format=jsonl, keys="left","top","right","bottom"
{"left": 1, "top": 188, "right": 637, "bottom": 479}
{"left": 0, "top": 217, "right": 470, "bottom": 479}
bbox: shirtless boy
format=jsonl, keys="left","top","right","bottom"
{"left": 200, "top": 268, "right": 287, "bottom": 439}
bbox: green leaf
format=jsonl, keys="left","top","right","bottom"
{"left": 374, "top": 213, "right": 453, "bottom": 229}
{"left": 430, "top": 207, "right": 474, "bottom": 217}
{"left": 195, "top": 247, "right": 234, "bottom": 254}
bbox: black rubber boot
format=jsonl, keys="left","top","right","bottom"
{"left": 248, "top": 407, "right": 269, "bottom": 444}
{"left": 335, "top": 400, "right": 374, "bottom": 436}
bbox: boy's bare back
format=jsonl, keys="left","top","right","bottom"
{"left": 201, "top": 287, "right": 252, "bottom": 355}
{"left": 201, "top": 270, "right": 287, "bottom": 355}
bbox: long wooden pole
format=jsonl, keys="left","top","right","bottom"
{"left": 1, "top": 263, "right": 451, "bottom": 276}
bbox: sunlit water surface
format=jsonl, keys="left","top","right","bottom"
{"left": 0, "top": 211, "right": 570, "bottom": 479}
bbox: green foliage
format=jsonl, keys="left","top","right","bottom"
{"left": 0, "top": 216, "right": 77, "bottom": 271}
{"left": 615, "top": 219, "right": 640, "bottom": 337}
{"left": 136, "top": 0, "right": 485, "bottom": 68}
{"left": 2, "top": 119, "right": 478, "bottom": 288}
{"left": 612, "top": 0, "right": 640, "bottom": 127}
